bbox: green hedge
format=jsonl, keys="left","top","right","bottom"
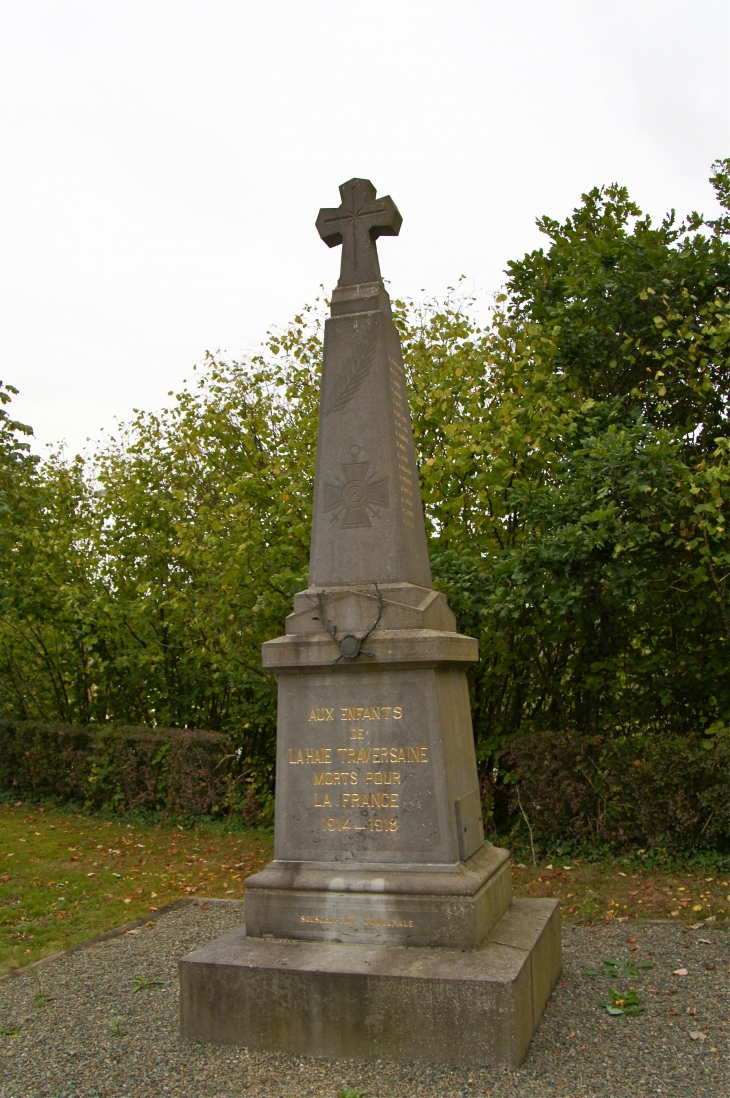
{"left": 499, "top": 728, "right": 730, "bottom": 854}
{"left": 0, "top": 720, "right": 266, "bottom": 819}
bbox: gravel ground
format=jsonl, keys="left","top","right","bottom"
{"left": 0, "top": 900, "right": 726, "bottom": 1098}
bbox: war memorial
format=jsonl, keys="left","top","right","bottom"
{"left": 179, "top": 179, "right": 562, "bottom": 1066}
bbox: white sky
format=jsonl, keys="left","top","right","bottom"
{"left": 0, "top": 0, "right": 728, "bottom": 457}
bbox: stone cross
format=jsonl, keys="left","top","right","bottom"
{"left": 316, "top": 178, "right": 402, "bottom": 287}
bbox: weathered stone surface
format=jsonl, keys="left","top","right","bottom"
{"left": 180, "top": 179, "right": 561, "bottom": 1066}
{"left": 245, "top": 843, "right": 511, "bottom": 949}
{"left": 179, "top": 898, "right": 562, "bottom": 1066}
{"left": 308, "top": 279, "right": 431, "bottom": 588}
{"left": 251, "top": 181, "right": 490, "bottom": 949}
{"left": 316, "top": 179, "right": 402, "bottom": 288}
{"left": 251, "top": 665, "right": 483, "bottom": 870}
{"left": 263, "top": 628, "right": 478, "bottom": 670}
{"left": 286, "top": 583, "right": 457, "bottom": 636}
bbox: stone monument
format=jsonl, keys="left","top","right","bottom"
{"left": 179, "top": 179, "right": 562, "bottom": 1066}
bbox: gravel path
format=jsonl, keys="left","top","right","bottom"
{"left": 0, "top": 900, "right": 726, "bottom": 1097}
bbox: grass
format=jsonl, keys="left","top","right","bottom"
{"left": 2, "top": 801, "right": 727, "bottom": 976}
{"left": 0, "top": 800, "right": 272, "bottom": 975}
{"left": 511, "top": 860, "right": 729, "bottom": 923}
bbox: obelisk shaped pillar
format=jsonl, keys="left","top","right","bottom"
{"left": 309, "top": 179, "right": 431, "bottom": 587}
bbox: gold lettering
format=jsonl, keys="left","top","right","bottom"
{"left": 288, "top": 748, "right": 304, "bottom": 765}
{"left": 421, "top": 747, "right": 428, "bottom": 763}
{"left": 407, "top": 747, "right": 418, "bottom": 762}
{"left": 308, "top": 709, "right": 317, "bottom": 722}
{"left": 348, "top": 748, "right": 356, "bottom": 763}
{"left": 347, "top": 708, "right": 356, "bottom": 720}
{"left": 338, "top": 747, "right": 347, "bottom": 762}
{"left": 314, "top": 772, "right": 325, "bottom": 785}
{"left": 306, "top": 749, "right": 314, "bottom": 764}
{"left": 340, "top": 708, "right": 348, "bottom": 720}
{"left": 393, "top": 706, "right": 402, "bottom": 719}
{"left": 356, "top": 747, "right": 371, "bottom": 764}
{"left": 351, "top": 771, "right": 358, "bottom": 784}
{"left": 391, "top": 793, "right": 399, "bottom": 807}
{"left": 382, "top": 707, "right": 392, "bottom": 719}
{"left": 314, "top": 793, "right": 332, "bottom": 808}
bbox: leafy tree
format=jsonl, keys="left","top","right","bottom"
{"left": 1, "top": 163, "right": 729, "bottom": 844}
{"left": 404, "top": 159, "right": 730, "bottom": 791}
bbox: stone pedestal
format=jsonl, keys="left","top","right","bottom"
{"left": 178, "top": 179, "right": 561, "bottom": 1066}
{"left": 180, "top": 898, "right": 561, "bottom": 1066}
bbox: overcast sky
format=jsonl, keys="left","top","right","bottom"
{"left": 1, "top": 0, "right": 728, "bottom": 457}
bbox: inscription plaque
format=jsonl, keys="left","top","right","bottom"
{"left": 275, "top": 669, "right": 452, "bottom": 864}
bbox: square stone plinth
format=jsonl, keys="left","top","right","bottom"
{"left": 179, "top": 898, "right": 561, "bottom": 1067}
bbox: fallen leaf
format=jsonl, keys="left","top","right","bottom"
{"left": 673, "top": 968, "right": 688, "bottom": 976}
{"left": 687, "top": 1006, "right": 697, "bottom": 1015}
{"left": 669, "top": 1010, "right": 678, "bottom": 1016}
{"left": 690, "top": 1031, "right": 707, "bottom": 1042}
{"left": 626, "top": 938, "right": 638, "bottom": 944}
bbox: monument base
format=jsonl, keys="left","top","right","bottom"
{"left": 179, "top": 898, "right": 562, "bottom": 1067}
{"left": 244, "top": 844, "right": 512, "bottom": 949}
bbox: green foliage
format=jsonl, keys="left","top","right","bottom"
{"left": 0, "top": 310, "right": 322, "bottom": 780}
{"left": 131, "top": 976, "right": 164, "bottom": 994}
{"left": 403, "top": 163, "right": 730, "bottom": 774}
{"left": 583, "top": 957, "right": 653, "bottom": 980}
{"left": 0, "top": 720, "right": 263, "bottom": 820}
{"left": 501, "top": 725, "right": 730, "bottom": 852}
{"left": 602, "top": 987, "right": 645, "bottom": 1017}
{"left": 1, "top": 163, "right": 730, "bottom": 850}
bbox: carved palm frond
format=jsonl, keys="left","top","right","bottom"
{"left": 323, "top": 323, "right": 379, "bottom": 418}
